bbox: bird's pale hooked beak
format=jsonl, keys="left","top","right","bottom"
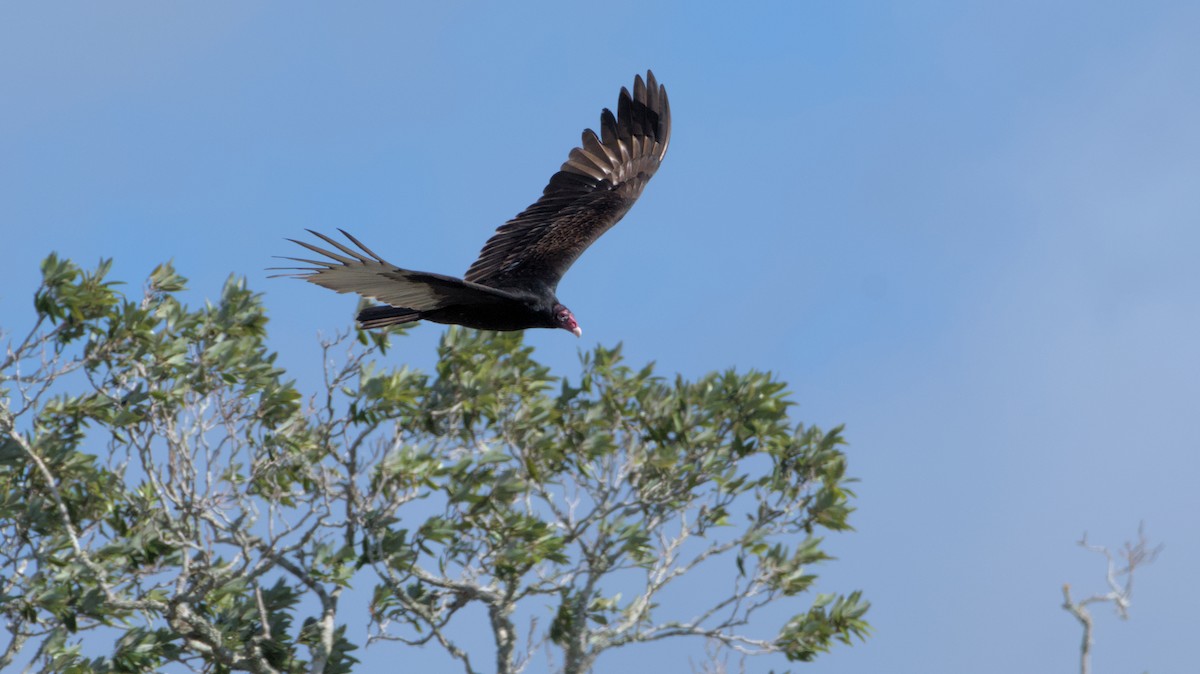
{"left": 571, "top": 326, "right": 583, "bottom": 338}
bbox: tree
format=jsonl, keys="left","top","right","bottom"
{"left": 0, "top": 256, "right": 869, "bottom": 673}
{"left": 1061, "top": 525, "right": 1161, "bottom": 674}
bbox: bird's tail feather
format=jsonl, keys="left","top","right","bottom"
{"left": 357, "top": 305, "right": 423, "bottom": 330}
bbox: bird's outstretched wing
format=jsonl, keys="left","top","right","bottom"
{"left": 464, "top": 71, "right": 671, "bottom": 290}
{"left": 272, "top": 229, "right": 522, "bottom": 312}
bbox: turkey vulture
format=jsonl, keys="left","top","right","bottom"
{"left": 274, "top": 71, "right": 670, "bottom": 337}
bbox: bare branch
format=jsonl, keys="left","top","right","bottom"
{"left": 1062, "top": 524, "right": 1162, "bottom": 674}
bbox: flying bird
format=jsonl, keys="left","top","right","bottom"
{"left": 275, "top": 71, "right": 671, "bottom": 338}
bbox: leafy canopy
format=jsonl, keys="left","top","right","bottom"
{"left": 0, "top": 256, "right": 869, "bottom": 673}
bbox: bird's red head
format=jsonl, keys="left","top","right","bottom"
{"left": 554, "top": 304, "right": 582, "bottom": 338}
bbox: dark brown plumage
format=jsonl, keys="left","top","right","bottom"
{"left": 274, "top": 71, "right": 671, "bottom": 337}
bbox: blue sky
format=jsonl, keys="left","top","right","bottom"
{"left": 3, "top": 2, "right": 1198, "bottom": 672}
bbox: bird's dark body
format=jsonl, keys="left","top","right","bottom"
{"left": 275, "top": 71, "right": 671, "bottom": 337}
{"left": 426, "top": 301, "right": 558, "bottom": 332}
{"left": 432, "top": 271, "right": 561, "bottom": 332}
{"left": 358, "top": 289, "right": 558, "bottom": 332}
